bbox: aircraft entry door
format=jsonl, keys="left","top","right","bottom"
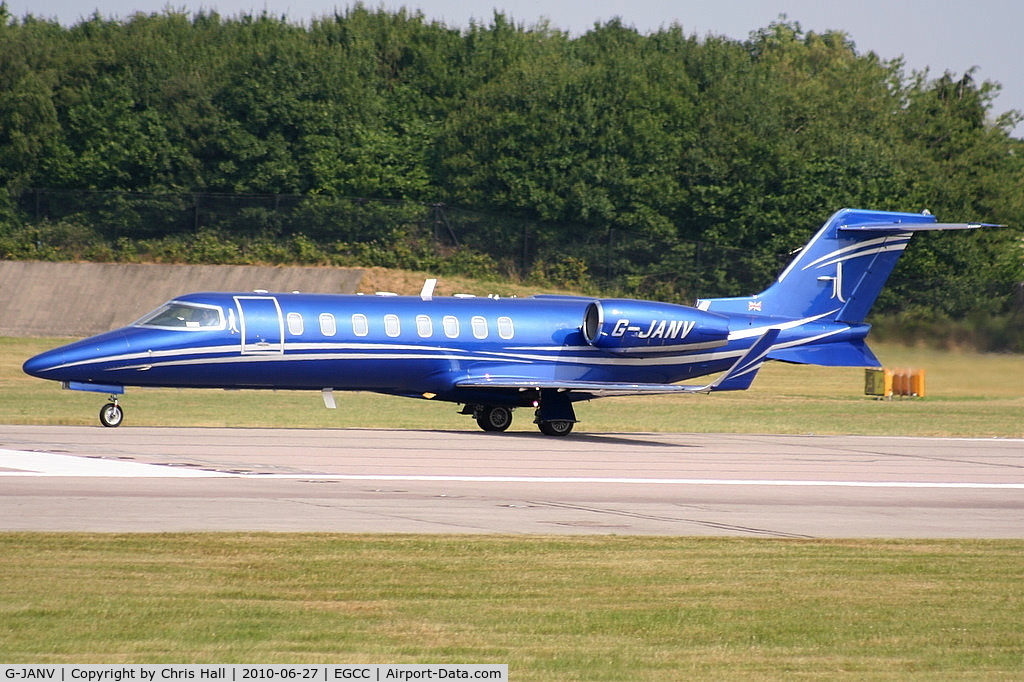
{"left": 235, "top": 295, "right": 284, "bottom": 354}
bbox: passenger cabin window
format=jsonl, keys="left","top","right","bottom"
{"left": 497, "top": 316, "right": 514, "bottom": 340}
{"left": 471, "top": 316, "right": 488, "bottom": 339}
{"left": 287, "top": 312, "right": 304, "bottom": 336}
{"left": 319, "top": 313, "right": 336, "bottom": 336}
{"left": 352, "top": 314, "right": 369, "bottom": 337}
{"left": 442, "top": 315, "right": 459, "bottom": 338}
{"left": 137, "top": 302, "right": 224, "bottom": 330}
{"left": 384, "top": 314, "right": 401, "bottom": 337}
{"left": 416, "top": 315, "right": 433, "bottom": 338}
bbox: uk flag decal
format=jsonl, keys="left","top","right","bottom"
{"left": 748, "top": 300, "right": 763, "bottom": 312}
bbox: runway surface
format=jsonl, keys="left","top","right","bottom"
{"left": 1, "top": 424, "right": 1022, "bottom": 537}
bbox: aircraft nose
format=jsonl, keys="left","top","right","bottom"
{"left": 23, "top": 331, "right": 132, "bottom": 383}
{"left": 22, "top": 348, "right": 65, "bottom": 380}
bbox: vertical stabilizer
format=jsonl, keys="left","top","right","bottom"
{"left": 697, "top": 209, "right": 984, "bottom": 323}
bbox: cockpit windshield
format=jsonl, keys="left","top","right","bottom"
{"left": 136, "top": 302, "right": 224, "bottom": 330}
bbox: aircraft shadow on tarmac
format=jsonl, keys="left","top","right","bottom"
{"left": 425, "top": 429, "right": 691, "bottom": 448}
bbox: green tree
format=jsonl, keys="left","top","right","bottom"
{"left": 0, "top": 8, "right": 1019, "bottom": 329}
{"left": 0, "top": 13, "right": 64, "bottom": 193}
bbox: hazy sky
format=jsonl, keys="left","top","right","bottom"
{"left": 8, "top": 0, "right": 1023, "bottom": 136}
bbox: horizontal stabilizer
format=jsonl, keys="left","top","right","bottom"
{"left": 838, "top": 222, "right": 999, "bottom": 232}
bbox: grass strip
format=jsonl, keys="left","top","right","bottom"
{"left": 1, "top": 534, "right": 1022, "bottom": 679}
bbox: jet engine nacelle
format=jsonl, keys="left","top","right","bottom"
{"left": 582, "top": 299, "right": 731, "bottom": 354}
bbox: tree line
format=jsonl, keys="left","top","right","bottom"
{"left": 0, "top": 5, "right": 1022, "bottom": 347}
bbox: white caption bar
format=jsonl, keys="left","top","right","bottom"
{"left": 0, "top": 665, "right": 507, "bottom": 682}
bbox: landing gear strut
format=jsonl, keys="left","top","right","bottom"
{"left": 99, "top": 397, "right": 123, "bottom": 427}
{"left": 533, "top": 389, "right": 576, "bottom": 437}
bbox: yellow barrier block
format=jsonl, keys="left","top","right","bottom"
{"left": 910, "top": 368, "right": 926, "bottom": 398}
{"left": 865, "top": 368, "right": 925, "bottom": 398}
{"left": 864, "top": 368, "right": 892, "bottom": 397}
{"left": 894, "top": 369, "right": 909, "bottom": 396}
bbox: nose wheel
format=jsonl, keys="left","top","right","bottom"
{"left": 99, "top": 398, "right": 124, "bottom": 427}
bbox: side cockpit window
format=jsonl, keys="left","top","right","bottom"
{"left": 136, "top": 302, "right": 224, "bottom": 330}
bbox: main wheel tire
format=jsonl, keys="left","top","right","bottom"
{"left": 538, "top": 420, "right": 574, "bottom": 436}
{"left": 476, "top": 405, "right": 513, "bottom": 432}
{"left": 99, "top": 402, "right": 124, "bottom": 428}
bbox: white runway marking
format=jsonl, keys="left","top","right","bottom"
{"left": 1, "top": 448, "right": 1021, "bottom": 489}
{"left": 0, "top": 449, "right": 232, "bottom": 478}
{"left": 246, "top": 474, "right": 1024, "bottom": 489}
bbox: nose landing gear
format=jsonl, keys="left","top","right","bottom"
{"left": 99, "top": 397, "right": 124, "bottom": 427}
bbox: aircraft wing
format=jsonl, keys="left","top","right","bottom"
{"left": 455, "top": 376, "right": 717, "bottom": 397}
{"left": 456, "top": 329, "right": 780, "bottom": 397}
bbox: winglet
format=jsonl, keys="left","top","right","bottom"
{"left": 708, "top": 328, "right": 780, "bottom": 392}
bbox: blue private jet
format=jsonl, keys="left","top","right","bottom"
{"left": 23, "top": 208, "right": 992, "bottom": 435}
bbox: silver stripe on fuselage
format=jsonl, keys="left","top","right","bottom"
{"left": 52, "top": 320, "right": 843, "bottom": 382}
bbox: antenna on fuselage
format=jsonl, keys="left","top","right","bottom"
{"left": 420, "top": 278, "right": 437, "bottom": 301}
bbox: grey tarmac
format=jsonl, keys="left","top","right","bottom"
{"left": 0, "top": 425, "right": 1021, "bottom": 537}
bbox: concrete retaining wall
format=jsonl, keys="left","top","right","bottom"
{"left": 0, "top": 261, "right": 363, "bottom": 337}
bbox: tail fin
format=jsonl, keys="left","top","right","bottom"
{"left": 697, "top": 209, "right": 986, "bottom": 323}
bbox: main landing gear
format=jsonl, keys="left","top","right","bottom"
{"left": 463, "top": 399, "right": 576, "bottom": 437}
{"left": 537, "top": 419, "right": 574, "bottom": 437}
{"left": 475, "top": 405, "right": 514, "bottom": 432}
{"left": 99, "top": 396, "right": 124, "bottom": 427}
